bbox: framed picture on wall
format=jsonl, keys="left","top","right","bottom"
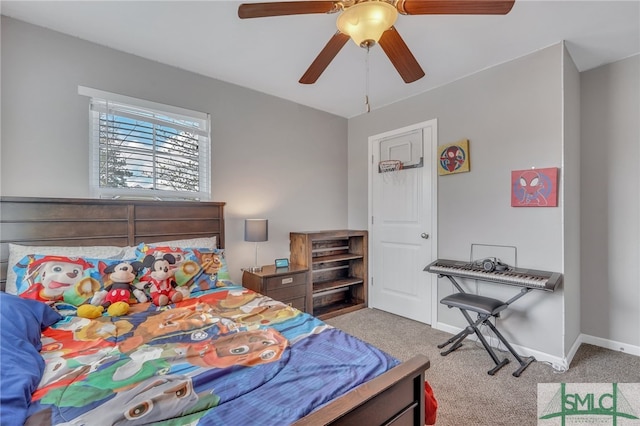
{"left": 438, "top": 139, "right": 470, "bottom": 175}
{"left": 511, "top": 167, "right": 559, "bottom": 207}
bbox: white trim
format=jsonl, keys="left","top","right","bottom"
{"left": 433, "top": 324, "right": 640, "bottom": 373}
{"left": 92, "top": 187, "right": 209, "bottom": 201}
{"left": 78, "top": 86, "right": 209, "bottom": 122}
{"left": 565, "top": 333, "right": 582, "bottom": 368}
{"left": 434, "top": 321, "right": 569, "bottom": 371}
{"left": 82, "top": 86, "right": 211, "bottom": 201}
{"left": 577, "top": 333, "right": 640, "bottom": 357}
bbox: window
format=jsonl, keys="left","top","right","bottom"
{"left": 79, "top": 87, "right": 211, "bottom": 200}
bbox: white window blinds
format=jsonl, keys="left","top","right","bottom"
{"left": 80, "top": 87, "right": 211, "bottom": 200}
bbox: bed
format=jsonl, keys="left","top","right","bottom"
{"left": 0, "top": 196, "right": 432, "bottom": 426}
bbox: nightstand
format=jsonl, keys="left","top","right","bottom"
{"left": 242, "top": 264, "right": 309, "bottom": 312}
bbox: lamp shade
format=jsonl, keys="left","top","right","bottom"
{"left": 244, "top": 219, "right": 268, "bottom": 242}
{"left": 336, "top": 1, "right": 398, "bottom": 47}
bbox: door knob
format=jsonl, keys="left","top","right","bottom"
{"left": 421, "top": 233, "right": 429, "bottom": 239}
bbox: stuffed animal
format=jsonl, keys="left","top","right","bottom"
{"left": 78, "top": 260, "right": 144, "bottom": 318}
{"left": 139, "top": 254, "right": 186, "bottom": 306}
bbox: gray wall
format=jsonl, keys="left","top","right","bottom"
{"left": 0, "top": 16, "right": 349, "bottom": 282}
{"left": 580, "top": 55, "right": 640, "bottom": 348}
{"left": 562, "top": 46, "right": 582, "bottom": 354}
{"left": 348, "top": 44, "right": 568, "bottom": 360}
{"left": 2, "top": 16, "right": 639, "bottom": 359}
{"left": 347, "top": 47, "right": 640, "bottom": 360}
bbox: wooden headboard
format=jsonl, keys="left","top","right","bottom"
{"left": 0, "top": 197, "right": 225, "bottom": 291}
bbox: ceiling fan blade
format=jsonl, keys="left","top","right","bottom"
{"left": 378, "top": 27, "right": 425, "bottom": 84}
{"left": 398, "top": 0, "right": 515, "bottom": 15}
{"left": 238, "top": 1, "right": 338, "bottom": 19}
{"left": 299, "top": 32, "right": 350, "bottom": 84}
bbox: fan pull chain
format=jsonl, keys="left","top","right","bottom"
{"left": 365, "top": 45, "right": 371, "bottom": 113}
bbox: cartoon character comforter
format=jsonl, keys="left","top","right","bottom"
{"left": 15, "top": 284, "right": 399, "bottom": 425}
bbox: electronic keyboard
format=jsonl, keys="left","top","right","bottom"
{"left": 425, "top": 259, "right": 562, "bottom": 291}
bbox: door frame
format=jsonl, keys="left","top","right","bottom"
{"left": 367, "top": 119, "right": 439, "bottom": 326}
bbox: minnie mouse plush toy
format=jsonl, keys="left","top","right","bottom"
{"left": 140, "top": 254, "right": 184, "bottom": 306}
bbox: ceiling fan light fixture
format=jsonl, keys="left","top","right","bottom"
{"left": 336, "top": 1, "right": 398, "bottom": 48}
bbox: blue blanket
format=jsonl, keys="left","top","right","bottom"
{"left": 4, "top": 287, "right": 399, "bottom": 425}
{"left": 0, "top": 293, "right": 62, "bottom": 425}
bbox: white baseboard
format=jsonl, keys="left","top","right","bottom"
{"left": 434, "top": 321, "right": 462, "bottom": 337}
{"left": 576, "top": 333, "right": 640, "bottom": 357}
{"left": 434, "top": 322, "right": 568, "bottom": 371}
{"left": 565, "top": 335, "right": 582, "bottom": 368}
{"left": 433, "top": 325, "right": 640, "bottom": 373}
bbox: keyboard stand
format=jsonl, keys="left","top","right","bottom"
{"left": 437, "top": 275, "right": 536, "bottom": 377}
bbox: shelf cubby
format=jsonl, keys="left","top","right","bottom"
{"left": 290, "top": 230, "right": 368, "bottom": 320}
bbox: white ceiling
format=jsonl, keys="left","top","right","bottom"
{"left": 2, "top": 0, "right": 639, "bottom": 118}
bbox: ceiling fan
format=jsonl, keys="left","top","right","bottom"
{"left": 238, "top": 0, "right": 516, "bottom": 84}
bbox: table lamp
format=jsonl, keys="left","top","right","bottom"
{"left": 245, "top": 218, "right": 268, "bottom": 272}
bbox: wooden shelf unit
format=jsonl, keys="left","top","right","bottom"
{"left": 290, "top": 230, "right": 368, "bottom": 320}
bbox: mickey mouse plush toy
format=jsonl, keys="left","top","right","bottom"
{"left": 77, "top": 260, "right": 144, "bottom": 318}
{"left": 139, "top": 254, "right": 184, "bottom": 306}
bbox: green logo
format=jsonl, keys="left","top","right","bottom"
{"left": 539, "top": 383, "right": 639, "bottom": 425}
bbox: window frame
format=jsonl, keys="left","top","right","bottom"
{"left": 79, "top": 86, "right": 211, "bottom": 201}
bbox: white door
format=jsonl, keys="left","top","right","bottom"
{"left": 368, "top": 119, "right": 438, "bottom": 325}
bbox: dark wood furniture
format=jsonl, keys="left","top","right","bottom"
{"left": 242, "top": 264, "right": 308, "bottom": 312}
{"left": 0, "top": 197, "right": 429, "bottom": 426}
{"left": 0, "top": 196, "right": 225, "bottom": 292}
{"left": 290, "top": 230, "right": 368, "bottom": 320}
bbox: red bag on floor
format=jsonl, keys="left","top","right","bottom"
{"left": 425, "top": 381, "right": 438, "bottom": 425}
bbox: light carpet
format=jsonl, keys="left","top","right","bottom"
{"left": 326, "top": 308, "right": 640, "bottom": 426}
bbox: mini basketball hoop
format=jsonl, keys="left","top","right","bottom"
{"left": 378, "top": 160, "right": 404, "bottom": 184}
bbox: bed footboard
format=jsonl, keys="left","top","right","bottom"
{"left": 293, "top": 354, "right": 430, "bottom": 426}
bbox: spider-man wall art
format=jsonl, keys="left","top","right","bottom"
{"left": 511, "top": 167, "right": 559, "bottom": 207}
{"left": 438, "top": 139, "right": 470, "bottom": 175}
